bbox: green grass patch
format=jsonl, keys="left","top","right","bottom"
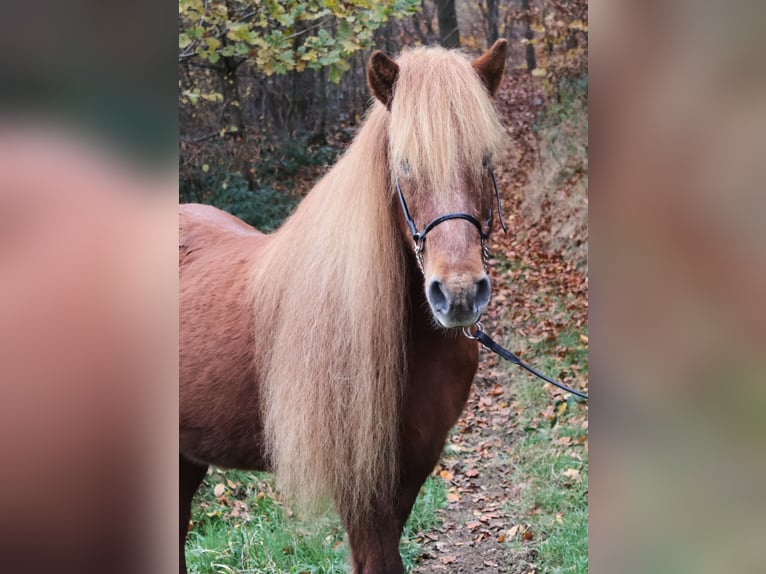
{"left": 186, "top": 470, "right": 446, "bottom": 574}
{"left": 502, "top": 325, "right": 588, "bottom": 573}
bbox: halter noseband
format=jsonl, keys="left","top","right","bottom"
{"left": 394, "top": 168, "right": 507, "bottom": 271}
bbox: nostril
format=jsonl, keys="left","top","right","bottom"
{"left": 427, "top": 279, "right": 449, "bottom": 313}
{"left": 473, "top": 276, "right": 491, "bottom": 312}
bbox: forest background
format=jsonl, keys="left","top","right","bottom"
{"left": 179, "top": 1, "right": 589, "bottom": 572}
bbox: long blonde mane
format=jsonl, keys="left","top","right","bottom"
{"left": 248, "top": 46, "right": 504, "bottom": 525}
{"left": 389, "top": 47, "right": 505, "bottom": 199}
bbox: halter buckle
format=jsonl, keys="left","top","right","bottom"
{"left": 414, "top": 239, "right": 425, "bottom": 272}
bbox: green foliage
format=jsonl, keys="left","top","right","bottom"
{"left": 187, "top": 470, "right": 446, "bottom": 573}
{"left": 256, "top": 136, "right": 338, "bottom": 180}
{"left": 538, "top": 74, "right": 588, "bottom": 129}
{"left": 191, "top": 172, "right": 300, "bottom": 232}
{"left": 179, "top": 0, "right": 419, "bottom": 91}
{"left": 532, "top": 72, "right": 587, "bottom": 193}
{"left": 180, "top": 132, "right": 340, "bottom": 231}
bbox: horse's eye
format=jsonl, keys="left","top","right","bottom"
{"left": 482, "top": 154, "right": 492, "bottom": 169}
{"left": 400, "top": 162, "right": 412, "bottom": 176}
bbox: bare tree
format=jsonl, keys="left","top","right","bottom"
{"left": 522, "top": 0, "right": 536, "bottom": 71}
{"left": 485, "top": 0, "right": 499, "bottom": 45}
{"left": 405, "top": 0, "right": 438, "bottom": 46}
{"left": 220, "top": 53, "right": 245, "bottom": 133}
{"left": 436, "top": 0, "right": 460, "bottom": 48}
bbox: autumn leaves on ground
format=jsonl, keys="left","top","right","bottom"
{"left": 186, "top": 72, "right": 588, "bottom": 574}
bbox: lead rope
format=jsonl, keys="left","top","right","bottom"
{"left": 463, "top": 323, "right": 589, "bottom": 401}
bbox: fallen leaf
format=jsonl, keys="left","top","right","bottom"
{"left": 439, "top": 470, "right": 454, "bottom": 481}
{"left": 446, "top": 492, "right": 461, "bottom": 503}
{"left": 439, "top": 555, "right": 457, "bottom": 565}
{"left": 465, "top": 468, "right": 479, "bottom": 478}
{"left": 213, "top": 483, "right": 225, "bottom": 497}
{"left": 562, "top": 468, "right": 581, "bottom": 481}
{"left": 466, "top": 520, "right": 481, "bottom": 530}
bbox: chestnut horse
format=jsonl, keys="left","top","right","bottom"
{"left": 180, "top": 40, "right": 508, "bottom": 574}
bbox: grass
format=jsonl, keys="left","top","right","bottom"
{"left": 186, "top": 470, "right": 446, "bottom": 574}
{"left": 502, "top": 325, "right": 589, "bottom": 573}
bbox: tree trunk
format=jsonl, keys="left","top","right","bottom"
{"left": 421, "top": 0, "right": 437, "bottom": 43}
{"left": 221, "top": 56, "right": 244, "bottom": 132}
{"left": 522, "top": 0, "right": 536, "bottom": 72}
{"left": 219, "top": 55, "right": 253, "bottom": 190}
{"left": 436, "top": 0, "right": 460, "bottom": 49}
{"left": 486, "top": 0, "right": 499, "bottom": 45}
{"left": 221, "top": 1, "right": 245, "bottom": 132}
{"left": 311, "top": 69, "right": 328, "bottom": 144}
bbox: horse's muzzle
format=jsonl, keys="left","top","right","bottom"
{"left": 426, "top": 273, "right": 491, "bottom": 328}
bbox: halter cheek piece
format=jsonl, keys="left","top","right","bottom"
{"left": 394, "top": 168, "right": 507, "bottom": 272}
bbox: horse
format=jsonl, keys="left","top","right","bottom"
{"left": 180, "top": 39, "right": 509, "bottom": 574}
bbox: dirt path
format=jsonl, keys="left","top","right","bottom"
{"left": 411, "top": 367, "right": 526, "bottom": 573}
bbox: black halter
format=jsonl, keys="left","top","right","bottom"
{"left": 394, "top": 168, "right": 507, "bottom": 270}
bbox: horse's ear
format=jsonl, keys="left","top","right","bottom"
{"left": 473, "top": 39, "right": 508, "bottom": 97}
{"left": 367, "top": 50, "right": 399, "bottom": 109}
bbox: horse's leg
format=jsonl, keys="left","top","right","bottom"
{"left": 385, "top": 345, "right": 477, "bottom": 570}
{"left": 179, "top": 455, "right": 208, "bottom": 574}
{"left": 344, "top": 465, "right": 446, "bottom": 574}
{"left": 346, "top": 509, "right": 405, "bottom": 574}
{"left": 344, "top": 438, "right": 449, "bottom": 574}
